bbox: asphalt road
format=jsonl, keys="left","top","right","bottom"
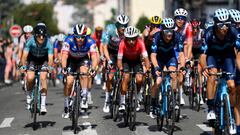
{"left": 0, "top": 82, "right": 213, "bottom": 135}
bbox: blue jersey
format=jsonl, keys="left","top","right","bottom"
{"left": 62, "top": 35, "right": 97, "bottom": 59}
{"left": 201, "top": 26, "right": 240, "bottom": 56}
{"left": 53, "top": 39, "right": 62, "bottom": 53}
{"left": 151, "top": 31, "right": 184, "bottom": 57}
{"left": 101, "top": 24, "right": 124, "bottom": 55}
{"left": 24, "top": 36, "right": 53, "bottom": 58}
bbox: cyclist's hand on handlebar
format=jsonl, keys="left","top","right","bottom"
{"left": 62, "top": 67, "right": 68, "bottom": 75}
{"left": 19, "top": 65, "right": 27, "bottom": 72}
{"left": 154, "top": 66, "right": 161, "bottom": 77}
{"left": 89, "top": 68, "right": 96, "bottom": 76}
{"left": 179, "top": 66, "right": 187, "bottom": 75}
{"left": 107, "top": 60, "right": 113, "bottom": 69}
{"left": 202, "top": 67, "right": 209, "bottom": 78}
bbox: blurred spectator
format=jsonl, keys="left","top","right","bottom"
{"left": 4, "top": 38, "right": 13, "bottom": 84}
{"left": 0, "top": 37, "right": 5, "bottom": 82}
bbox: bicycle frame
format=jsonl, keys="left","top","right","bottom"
{"left": 214, "top": 75, "right": 234, "bottom": 130}
{"left": 160, "top": 74, "right": 171, "bottom": 116}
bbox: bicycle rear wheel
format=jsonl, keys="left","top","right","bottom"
{"left": 112, "top": 80, "right": 121, "bottom": 121}
{"left": 144, "top": 78, "right": 152, "bottom": 114}
{"left": 223, "top": 95, "right": 235, "bottom": 135}
{"left": 167, "top": 86, "right": 175, "bottom": 135}
{"left": 33, "top": 86, "right": 38, "bottom": 130}
{"left": 129, "top": 87, "right": 137, "bottom": 131}
{"left": 72, "top": 85, "right": 80, "bottom": 134}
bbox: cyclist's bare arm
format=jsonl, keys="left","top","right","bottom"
{"left": 48, "top": 54, "right": 54, "bottom": 67}
{"left": 178, "top": 52, "right": 186, "bottom": 68}
{"left": 61, "top": 53, "right": 68, "bottom": 68}
{"left": 151, "top": 53, "right": 158, "bottom": 68}
{"left": 103, "top": 44, "right": 111, "bottom": 61}
{"left": 21, "top": 50, "right": 29, "bottom": 66}
{"left": 199, "top": 54, "right": 207, "bottom": 68}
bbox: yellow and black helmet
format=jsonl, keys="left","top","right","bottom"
{"left": 150, "top": 16, "right": 162, "bottom": 24}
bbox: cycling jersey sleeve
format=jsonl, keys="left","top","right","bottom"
{"left": 24, "top": 37, "right": 33, "bottom": 52}
{"left": 19, "top": 35, "right": 25, "bottom": 49}
{"left": 62, "top": 42, "right": 70, "bottom": 55}
{"left": 151, "top": 32, "right": 159, "bottom": 53}
{"left": 139, "top": 39, "right": 148, "bottom": 58}
{"left": 47, "top": 40, "right": 54, "bottom": 55}
{"left": 200, "top": 28, "right": 211, "bottom": 54}
{"left": 117, "top": 40, "right": 124, "bottom": 59}
{"left": 53, "top": 40, "right": 58, "bottom": 49}
{"left": 177, "top": 34, "right": 184, "bottom": 52}
{"left": 186, "top": 24, "right": 193, "bottom": 40}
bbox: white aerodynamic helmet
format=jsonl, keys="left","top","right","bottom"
{"left": 174, "top": 8, "right": 188, "bottom": 17}
{"left": 23, "top": 25, "right": 33, "bottom": 33}
{"left": 213, "top": 8, "right": 230, "bottom": 22}
{"left": 58, "top": 33, "right": 65, "bottom": 42}
{"left": 116, "top": 14, "right": 129, "bottom": 25}
{"left": 229, "top": 9, "right": 240, "bottom": 23}
{"left": 124, "top": 26, "right": 139, "bottom": 38}
{"left": 162, "top": 18, "right": 175, "bottom": 29}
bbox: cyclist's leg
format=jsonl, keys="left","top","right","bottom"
{"left": 119, "top": 62, "right": 130, "bottom": 111}
{"left": 167, "top": 57, "right": 178, "bottom": 91}
{"left": 79, "top": 58, "right": 90, "bottom": 108}
{"left": 40, "top": 70, "right": 48, "bottom": 113}
{"left": 134, "top": 62, "right": 144, "bottom": 111}
{"left": 26, "top": 69, "right": 35, "bottom": 109}
{"left": 206, "top": 56, "right": 217, "bottom": 121}
{"left": 224, "top": 57, "right": 237, "bottom": 129}
{"left": 103, "top": 55, "right": 116, "bottom": 112}
{"left": 235, "top": 70, "right": 240, "bottom": 133}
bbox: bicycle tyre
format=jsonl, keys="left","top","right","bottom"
{"left": 33, "top": 85, "right": 38, "bottom": 130}
{"left": 112, "top": 80, "right": 121, "bottom": 122}
{"left": 175, "top": 87, "right": 181, "bottom": 122}
{"left": 72, "top": 84, "right": 80, "bottom": 134}
{"left": 167, "top": 86, "right": 175, "bottom": 135}
{"left": 195, "top": 74, "right": 201, "bottom": 112}
{"left": 129, "top": 85, "right": 137, "bottom": 131}
{"left": 144, "top": 78, "right": 152, "bottom": 114}
{"left": 223, "top": 95, "right": 234, "bottom": 135}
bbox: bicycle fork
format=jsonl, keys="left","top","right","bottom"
{"left": 220, "top": 92, "right": 236, "bottom": 134}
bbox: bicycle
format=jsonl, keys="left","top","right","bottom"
{"left": 209, "top": 71, "right": 236, "bottom": 135}
{"left": 67, "top": 70, "right": 88, "bottom": 134}
{"left": 143, "top": 73, "right": 152, "bottom": 114}
{"left": 123, "top": 69, "right": 142, "bottom": 131}
{"left": 156, "top": 70, "right": 178, "bottom": 135}
{"left": 109, "top": 70, "right": 122, "bottom": 121}
{"left": 23, "top": 65, "right": 49, "bottom": 130}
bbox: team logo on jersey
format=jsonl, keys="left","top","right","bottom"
{"left": 237, "top": 34, "right": 240, "bottom": 38}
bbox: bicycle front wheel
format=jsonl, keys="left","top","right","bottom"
{"left": 129, "top": 87, "right": 137, "bottom": 131}
{"left": 167, "top": 86, "right": 175, "bottom": 135}
{"left": 33, "top": 86, "right": 38, "bottom": 130}
{"left": 72, "top": 85, "right": 80, "bottom": 134}
{"left": 112, "top": 80, "right": 121, "bottom": 122}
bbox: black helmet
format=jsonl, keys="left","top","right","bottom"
{"left": 34, "top": 25, "right": 47, "bottom": 37}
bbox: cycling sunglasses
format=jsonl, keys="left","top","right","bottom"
{"left": 175, "top": 16, "right": 186, "bottom": 21}
{"left": 216, "top": 21, "right": 231, "bottom": 28}
{"left": 231, "top": 23, "right": 240, "bottom": 28}
{"left": 35, "top": 34, "right": 46, "bottom": 39}
{"left": 126, "top": 37, "right": 137, "bottom": 41}
{"left": 116, "top": 23, "right": 128, "bottom": 29}
{"left": 151, "top": 23, "right": 160, "bottom": 28}
{"left": 75, "top": 34, "right": 86, "bottom": 39}
{"left": 163, "top": 29, "right": 174, "bottom": 35}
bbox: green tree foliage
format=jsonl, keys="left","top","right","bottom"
{"left": 136, "top": 15, "right": 150, "bottom": 32}
{"left": 0, "top": 0, "right": 20, "bottom": 19}
{"left": 105, "top": 8, "right": 116, "bottom": 27}
{"left": 13, "top": 3, "right": 59, "bottom": 35}
{"left": 64, "top": 0, "right": 87, "bottom": 5}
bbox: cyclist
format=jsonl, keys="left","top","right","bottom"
{"left": 190, "top": 19, "right": 204, "bottom": 105}
{"left": 150, "top": 18, "right": 185, "bottom": 118}
{"left": 20, "top": 24, "right": 53, "bottom": 114}
{"left": 200, "top": 9, "right": 240, "bottom": 129}
{"left": 91, "top": 26, "right": 104, "bottom": 85}
{"left": 18, "top": 25, "right": 33, "bottom": 82}
{"left": 53, "top": 33, "right": 65, "bottom": 84}
{"left": 117, "top": 26, "right": 150, "bottom": 112}
{"left": 174, "top": 8, "right": 193, "bottom": 105}
{"left": 102, "top": 14, "right": 129, "bottom": 113}
{"left": 61, "top": 24, "right": 98, "bottom": 118}
{"left": 142, "top": 16, "right": 162, "bottom": 56}
{"left": 229, "top": 9, "right": 240, "bottom": 134}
